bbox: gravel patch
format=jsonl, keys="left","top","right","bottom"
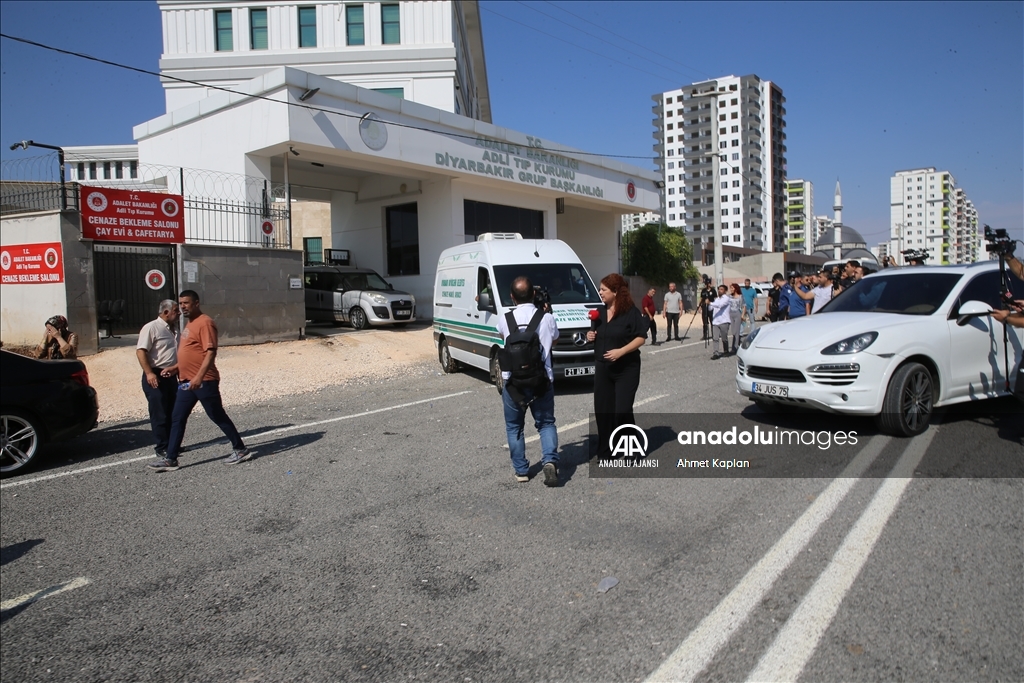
{"left": 83, "top": 327, "right": 438, "bottom": 423}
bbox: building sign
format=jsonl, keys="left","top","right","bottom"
{"left": 0, "top": 242, "right": 65, "bottom": 284}
{"left": 261, "top": 220, "right": 275, "bottom": 236}
{"left": 145, "top": 269, "right": 167, "bottom": 290}
{"left": 433, "top": 136, "right": 606, "bottom": 199}
{"left": 80, "top": 186, "right": 185, "bottom": 244}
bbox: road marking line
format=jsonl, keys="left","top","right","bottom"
{"left": 0, "top": 576, "right": 92, "bottom": 612}
{"left": 645, "top": 434, "right": 891, "bottom": 683}
{"left": 0, "top": 391, "right": 474, "bottom": 489}
{"left": 519, "top": 394, "right": 669, "bottom": 445}
{"left": 746, "top": 425, "right": 938, "bottom": 683}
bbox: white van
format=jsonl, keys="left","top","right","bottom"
{"left": 434, "top": 233, "right": 600, "bottom": 388}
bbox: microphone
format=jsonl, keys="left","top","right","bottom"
{"left": 589, "top": 308, "right": 601, "bottom": 331}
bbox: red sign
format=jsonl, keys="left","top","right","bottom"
{"left": 261, "top": 220, "right": 275, "bottom": 236}
{"left": 145, "top": 269, "right": 167, "bottom": 290}
{"left": 0, "top": 242, "right": 65, "bottom": 284}
{"left": 80, "top": 186, "right": 185, "bottom": 244}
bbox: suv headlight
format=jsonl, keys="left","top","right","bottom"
{"left": 821, "top": 332, "right": 877, "bottom": 355}
{"left": 740, "top": 327, "right": 761, "bottom": 350}
{"left": 367, "top": 293, "right": 389, "bottom": 305}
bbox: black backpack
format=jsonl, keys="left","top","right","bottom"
{"left": 500, "top": 309, "right": 549, "bottom": 391}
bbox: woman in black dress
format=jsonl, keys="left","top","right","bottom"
{"left": 586, "top": 273, "right": 648, "bottom": 458}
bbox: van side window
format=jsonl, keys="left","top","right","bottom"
{"left": 478, "top": 267, "right": 491, "bottom": 297}
{"left": 305, "top": 272, "right": 321, "bottom": 290}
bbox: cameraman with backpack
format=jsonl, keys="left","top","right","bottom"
{"left": 497, "top": 276, "right": 561, "bottom": 487}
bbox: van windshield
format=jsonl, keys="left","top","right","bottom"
{"left": 493, "top": 264, "right": 601, "bottom": 307}
{"left": 321, "top": 271, "right": 391, "bottom": 291}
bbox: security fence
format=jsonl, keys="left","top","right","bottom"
{"left": 1, "top": 153, "right": 291, "bottom": 249}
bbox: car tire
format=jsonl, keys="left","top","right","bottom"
{"left": 350, "top": 306, "right": 368, "bottom": 330}
{"left": 438, "top": 338, "right": 459, "bottom": 374}
{"left": 876, "top": 362, "right": 934, "bottom": 437}
{"left": 490, "top": 352, "right": 504, "bottom": 395}
{"left": 1, "top": 410, "right": 43, "bottom": 475}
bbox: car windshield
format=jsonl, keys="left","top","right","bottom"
{"left": 820, "top": 272, "right": 962, "bottom": 315}
{"left": 324, "top": 271, "right": 390, "bottom": 291}
{"left": 493, "top": 263, "right": 601, "bottom": 307}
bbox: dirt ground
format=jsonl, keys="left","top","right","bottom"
{"left": 78, "top": 327, "right": 437, "bottom": 423}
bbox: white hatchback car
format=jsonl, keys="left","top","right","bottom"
{"left": 735, "top": 261, "right": 1023, "bottom": 436}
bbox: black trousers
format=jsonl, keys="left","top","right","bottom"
{"left": 142, "top": 372, "right": 178, "bottom": 451}
{"left": 665, "top": 313, "right": 679, "bottom": 340}
{"left": 648, "top": 316, "right": 658, "bottom": 343}
{"left": 702, "top": 305, "right": 712, "bottom": 338}
{"left": 593, "top": 358, "right": 641, "bottom": 459}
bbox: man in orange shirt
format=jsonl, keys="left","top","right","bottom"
{"left": 148, "top": 290, "right": 250, "bottom": 471}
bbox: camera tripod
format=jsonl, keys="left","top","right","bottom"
{"left": 680, "top": 304, "right": 710, "bottom": 348}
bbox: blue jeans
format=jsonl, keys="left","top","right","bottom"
{"left": 502, "top": 383, "right": 558, "bottom": 475}
{"left": 166, "top": 380, "right": 245, "bottom": 459}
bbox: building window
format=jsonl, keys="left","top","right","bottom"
{"left": 721, "top": 181, "right": 728, "bottom": 189}
{"left": 382, "top": 4, "right": 400, "bottom": 44}
{"left": 372, "top": 87, "right": 404, "bottom": 99}
{"left": 298, "top": 7, "right": 317, "bottom": 47}
{"left": 346, "top": 4, "right": 364, "bottom": 45}
{"left": 250, "top": 8, "right": 268, "bottom": 49}
{"left": 215, "top": 9, "right": 233, "bottom": 51}
{"left": 103, "top": 161, "right": 111, "bottom": 179}
{"left": 115, "top": 161, "right": 123, "bottom": 179}
{"left": 386, "top": 203, "right": 419, "bottom": 275}
{"left": 668, "top": 188, "right": 675, "bottom": 195}
{"left": 76, "top": 162, "right": 85, "bottom": 179}
{"left": 668, "top": 201, "right": 675, "bottom": 208}
{"left": 304, "top": 237, "right": 323, "bottom": 264}
{"left": 731, "top": 139, "right": 739, "bottom": 147}
{"left": 89, "top": 162, "right": 97, "bottom": 179}
{"left": 130, "top": 161, "right": 138, "bottom": 179}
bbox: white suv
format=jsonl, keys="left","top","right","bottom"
{"left": 735, "top": 261, "right": 1022, "bottom": 436}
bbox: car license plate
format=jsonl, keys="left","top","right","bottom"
{"left": 752, "top": 382, "right": 788, "bottom": 398}
{"left": 394, "top": 309, "right": 410, "bottom": 316}
{"left": 565, "top": 366, "right": 595, "bottom": 377}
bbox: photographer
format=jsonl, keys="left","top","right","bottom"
{"left": 699, "top": 277, "right": 716, "bottom": 339}
{"left": 496, "top": 277, "right": 560, "bottom": 486}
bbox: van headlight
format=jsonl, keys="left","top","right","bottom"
{"left": 367, "top": 293, "right": 389, "bottom": 305}
{"left": 821, "top": 332, "right": 877, "bottom": 355}
{"left": 740, "top": 327, "right": 761, "bottom": 350}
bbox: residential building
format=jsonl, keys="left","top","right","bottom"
{"left": 784, "top": 179, "right": 813, "bottom": 254}
{"left": 621, "top": 211, "right": 661, "bottom": 232}
{"left": 157, "top": 0, "right": 490, "bottom": 121}
{"left": 889, "top": 167, "right": 979, "bottom": 265}
{"left": 652, "top": 74, "right": 787, "bottom": 255}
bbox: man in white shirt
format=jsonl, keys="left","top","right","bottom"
{"left": 136, "top": 300, "right": 181, "bottom": 457}
{"left": 811, "top": 271, "right": 834, "bottom": 314}
{"left": 496, "top": 276, "right": 560, "bottom": 486}
{"left": 709, "top": 285, "right": 733, "bottom": 360}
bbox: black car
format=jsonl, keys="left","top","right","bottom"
{"left": 1, "top": 350, "right": 99, "bottom": 475}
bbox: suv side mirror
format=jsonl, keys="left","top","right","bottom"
{"left": 956, "top": 300, "right": 992, "bottom": 326}
{"left": 386, "top": 283, "right": 394, "bottom": 291}
{"left": 478, "top": 291, "right": 496, "bottom": 313}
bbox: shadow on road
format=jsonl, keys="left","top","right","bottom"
{"left": 1, "top": 538, "right": 44, "bottom": 566}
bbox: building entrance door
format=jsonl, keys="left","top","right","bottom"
{"left": 93, "top": 244, "right": 177, "bottom": 335}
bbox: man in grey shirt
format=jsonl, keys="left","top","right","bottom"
{"left": 663, "top": 282, "right": 683, "bottom": 342}
{"left": 136, "top": 299, "right": 181, "bottom": 457}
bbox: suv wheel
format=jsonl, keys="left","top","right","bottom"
{"left": 876, "top": 362, "right": 934, "bottom": 437}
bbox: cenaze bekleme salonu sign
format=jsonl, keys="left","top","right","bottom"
{"left": 435, "top": 136, "right": 605, "bottom": 198}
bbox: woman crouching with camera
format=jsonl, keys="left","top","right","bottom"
{"left": 586, "top": 273, "right": 648, "bottom": 459}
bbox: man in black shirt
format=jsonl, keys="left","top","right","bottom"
{"left": 699, "top": 278, "right": 716, "bottom": 340}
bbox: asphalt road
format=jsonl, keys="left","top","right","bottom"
{"left": 2, "top": 334, "right": 1021, "bottom": 682}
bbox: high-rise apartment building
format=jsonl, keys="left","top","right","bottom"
{"left": 889, "top": 168, "right": 979, "bottom": 265}
{"left": 621, "top": 211, "right": 662, "bottom": 232}
{"left": 784, "top": 179, "right": 813, "bottom": 254}
{"left": 652, "top": 74, "right": 787, "bottom": 253}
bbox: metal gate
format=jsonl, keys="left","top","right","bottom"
{"left": 93, "top": 244, "right": 177, "bottom": 335}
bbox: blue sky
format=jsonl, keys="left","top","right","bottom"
{"left": 1, "top": 1, "right": 1021, "bottom": 247}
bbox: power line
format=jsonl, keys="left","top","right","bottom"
{"left": 511, "top": 0, "right": 704, "bottom": 83}
{"left": 538, "top": 0, "right": 711, "bottom": 82}
{"left": 0, "top": 32, "right": 656, "bottom": 162}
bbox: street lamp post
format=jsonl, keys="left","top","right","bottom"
{"left": 686, "top": 88, "right": 724, "bottom": 285}
{"left": 9, "top": 140, "right": 67, "bottom": 210}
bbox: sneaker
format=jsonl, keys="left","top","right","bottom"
{"left": 515, "top": 472, "right": 530, "bottom": 483}
{"left": 542, "top": 462, "right": 558, "bottom": 487}
{"left": 155, "top": 447, "right": 167, "bottom": 457}
{"left": 711, "top": 353, "right": 721, "bottom": 360}
{"left": 147, "top": 458, "right": 179, "bottom": 472}
{"left": 224, "top": 448, "right": 252, "bottom": 465}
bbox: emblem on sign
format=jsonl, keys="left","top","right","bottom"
{"left": 44, "top": 248, "right": 59, "bottom": 269}
{"left": 261, "top": 220, "right": 275, "bottom": 236}
{"left": 87, "top": 191, "right": 108, "bottom": 212}
{"left": 626, "top": 179, "right": 637, "bottom": 203}
{"left": 161, "top": 197, "right": 180, "bottom": 217}
{"left": 359, "top": 112, "right": 388, "bottom": 151}
{"left": 145, "top": 269, "right": 166, "bottom": 291}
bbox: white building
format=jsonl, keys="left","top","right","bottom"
{"left": 134, "top": 0, "right": 658, "bottom": 307}
{"left": 652, "top": 74, "right": 787, "bottom": 254}
{"left": 620, "top": 211, "right": 661, "bottom": 232}
{"left": 784, "top": 179, "right": 813, "bottom": 254}
{"left": 65, "top": 145, "right": 140, "bottom": 184}
{"left": 889, "top": 167, "right": 979, "bottom": 265}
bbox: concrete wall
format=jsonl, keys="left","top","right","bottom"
{"left": 61, "top": 212, "right": 99, "bottom": 355}
{"left": 555, "top": 204, "right": 619, "bottom": 284}
{"left": 179, "top": 243, "right": 305, "bottom": 344}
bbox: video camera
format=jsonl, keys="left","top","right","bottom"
{"left": 984, "top": 225, "right": 1016, "bottom": 258}
{"left": 533, "top": 286, "right": 551, "bottom": 311}
{"left": 901, "top": 248, "right": 930, "bottom": 265}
